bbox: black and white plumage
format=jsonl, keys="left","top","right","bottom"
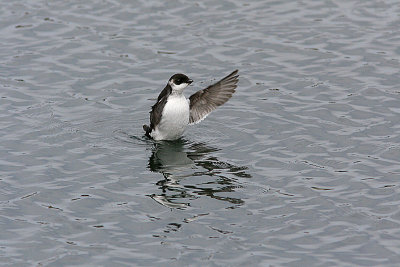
{"left": 143, "top": 70, "right": 239, "bottom": 141}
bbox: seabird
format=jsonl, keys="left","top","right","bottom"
{"left": 143, "top": 70, "right": 239, "bottom": 140}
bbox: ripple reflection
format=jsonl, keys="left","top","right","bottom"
{"left": 147, "top": 139, "right": 251, "bottom": 209}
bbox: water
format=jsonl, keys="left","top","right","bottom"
{"left": 1, "top": 0, "right": 400, "bottom": 266}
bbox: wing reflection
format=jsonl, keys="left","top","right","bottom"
{"left": 147, "top": 139, "right": 251, "bottom": 209}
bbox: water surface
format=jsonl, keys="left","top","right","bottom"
{"left": 1, "top": 0, "right": 400, "bottom": 266}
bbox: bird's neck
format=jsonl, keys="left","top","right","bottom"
{"left": 171, "top": 90, "right": 184, "bottom": 96}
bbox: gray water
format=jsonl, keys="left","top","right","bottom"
{"left": 1, "top": 0, "right": 400, "bottom": 266}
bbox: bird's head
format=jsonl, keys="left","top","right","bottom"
{"left": 168, "top": 73, "right": 193, "bottom": 92}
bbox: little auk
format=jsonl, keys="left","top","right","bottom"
{"left": 143, "top": 70, "right": 239, "bottom": 140}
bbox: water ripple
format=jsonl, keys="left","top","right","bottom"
{"left": 1, "top": 0, "right": 400, "bottom": 266}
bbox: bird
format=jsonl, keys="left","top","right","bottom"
{"left": 143, "top": 70, "right": 239, "bottom": 141}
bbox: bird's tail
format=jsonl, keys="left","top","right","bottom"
{"left": 143, "top": 124, "right": 152, "bottom": 138}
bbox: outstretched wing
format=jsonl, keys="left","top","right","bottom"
{"left": 189, "top": 70, "right": 239, "bottom": 124}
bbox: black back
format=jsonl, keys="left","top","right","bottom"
{"left": 149, "top": 84, "right": 172, "bottom": 130}
{"left": 156, "top": 84, "right": 172, "bottom": 102}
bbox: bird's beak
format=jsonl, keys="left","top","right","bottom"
{"left": 188, "top": 79, "right": 193, "bottom": 84}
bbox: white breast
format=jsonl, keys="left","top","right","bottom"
{"left": 151, "top": 94, "right": 190, "bottom": 140}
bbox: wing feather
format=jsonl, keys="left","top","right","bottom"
{"left": 189, "top": 70, "right": 239, "bottom": 124}
{"left": 150, "top": 91, "right": 169, "bottom": 130}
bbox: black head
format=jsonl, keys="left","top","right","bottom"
{"left": 169, "top": 73, "right": 193, "bottom": 86}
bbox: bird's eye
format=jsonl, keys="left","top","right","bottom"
{"left": 175, "top": 79, "right": 181, "bottom": 84}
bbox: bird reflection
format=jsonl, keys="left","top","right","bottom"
{"left": 147, "top": 139, "right": 251, "bottom": 209}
